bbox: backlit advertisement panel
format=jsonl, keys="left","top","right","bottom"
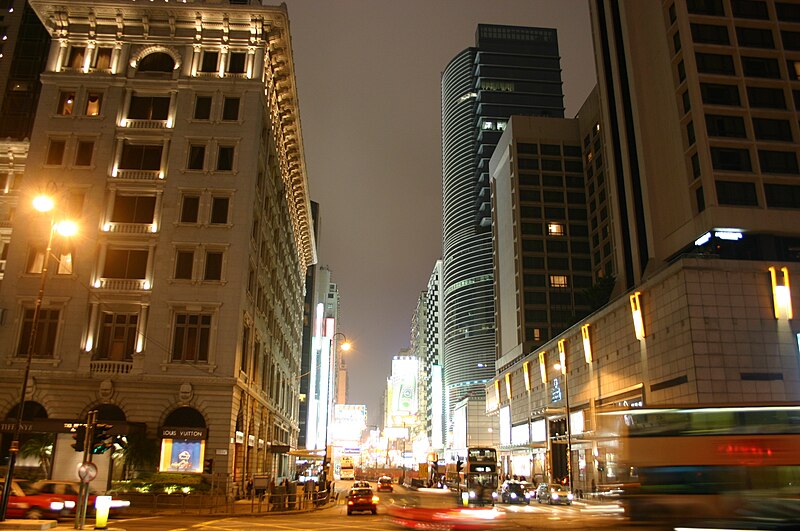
{"left": 159, "top": 439, "right": 205, "bottom": 473}
{"left": 390, "top": 356, "right": 418, "bottom": 417}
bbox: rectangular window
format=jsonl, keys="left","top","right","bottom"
{"left": 187, "top": 144, "right": 206, "bottom": 170}
{"left": 759, "top": 150, "right": 799, "bottom": 174}
{"left": 747, "top": 86, "right": 786, "bottom": 109}
{"left": 57, "top": 247, "right": 73, "bottom": 275}
{"left": 74, "top": 140, "right": 94, "bottom": 166}
{"left": 777, "top": 2, "right": 800, "bottom": 23}
{"left": 16, "top": 308, "right": 60, "bottom": 358}
{"left": 547, "top": 222, "right": 565, "bottom": 236}
{"left": 200, "top": 51, "right": 219, "bottom": 73}
{"left": 696, "top": 52, "right": 735, "bottom": 75}
{"left": 687, "top": 0, "right": 725, "bottom": 16}
{"left": 85, "top": 93, "right": 102, "bottom": 116}
{"left": 26, "top": 246, "right": 45, "bottom": 274}
{"left": 784, "top": 31, "right": 800, "bottom": 51}
{"left": 128, "top": 95, "right": 170, "bottom": 120}
{"left": 716, "top": 180, "right": 758, "bottom": 205}
{"left": 692, "top": 153, "right": 701, "bottom": 178}
{"left": 180, "top": 195, "right": 200, "bottom": 223}
{"left": 711, "top": 147, "right": 752, "bottom": 171}
{"left": 696, "top": 186, "right": 706, "bottom": 212}
{"left": 210, "top": 196, "right": 230, "bottom": 224}
{"left": 705, "top": 114, "right": 747, "bottom": 137}
{"left": 742, "top": 56, "right": 781, "bottom": 78}
{"left": 204, "top": 251, "right": 223, "bottom": 281}
{"left": 194, "top": 96, "right": 212, "bottom": 120}
{"left": 67, "top": 46, "right": 85, "bottom": 69}
{"left": 57, "top": 91, "right": 75, "bottom": 115}
{"left": 549, "top": 275, "right": 568, "bottom": 288}
{"left": 174, "top": 250, "right": 194, "bottom": 280}
{"left": 111, "top": 195, "right": 156, "bottom": 223}
{"left": 217, "top": 146, "right": 235, "bottom": 171}
{"left": 765, "top": 184, "right": 800, "bottom": 208}
{"left": 687, "top": 121, "right": 696, "bottom": 145}
{"left": 736, "top": 27, "right": 774, "bottom": 48}
{"left": 682, "top": 91, "right": 692, "bottom": 114}
{"left": 789, "top": 60, "right": 800, "bottom": 81}
{"left": 222, "top": 97, "right": 240, "bottom": 121}
{"left": 96, "top": 313, "right": 138, "bottom": 361}
{"left": 753, "top": 118, "right": 792, "bottom": 141}
{"left": 691, "top": 23, "right": 729, "bottom": 45}
{"left": 731, "top": 0, "right": 769, "bottom": 19}
{"left": 228, "top": 52, "right": 246, "bottom": 74}
{"left": 103, "top": 248, "right": 148, "bottom": 279}
{"left": 171, "top": 313, "right": 211, "bottom": 363}
{"left": 46, "top": 139, "right": 66, "bottom": 166}
{"left": 119, "top": 143, "right": 163, "bottom": 170}
{"left": 701, "top": 83, "right": 740, "bottom": 106}
{"left": 93, "top": 48, "right": 113, "bottom": 70}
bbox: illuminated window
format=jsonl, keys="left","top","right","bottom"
{"left": 57, "top": 91, "right": 75, "bottom": 115}
{"left": 482, "top": 121, "right": 494, "bottom": 130}
{"left": 66, "top": 46, "right": 85, "bottom": 69}
{"left": 57, "top": 248, "right": 73, "bottom": 275}
{"left": 550, "top": 275, "right": 568, "bottom": 288}
{"left": 93, "top": 48, "right": 113, "bottom": 70}
{"left": 85, "top": 93, "right": 102, "bottom": 116}
{"left": 548, "top": 222, "right": 565, "bottom": 236}
{"left": 96, "top": 313, "right": 138, "bottom": 361}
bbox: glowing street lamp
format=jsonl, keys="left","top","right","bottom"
{"left": 0, "top": 190, "right": 78, "bottom": 521}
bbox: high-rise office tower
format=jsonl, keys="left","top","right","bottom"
{"left": 0, "top": 0, "right": 314, "bottom": 489}
{"left": 590, "top": 0, "right": 800, "bottom": 290}
{"left": 441, "top": 24, "right": 564, "bottom": 446}
{"left": 298, "top": 201, "right": 321, "bottom": 449}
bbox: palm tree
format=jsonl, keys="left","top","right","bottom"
{"left": 19, "top": 434, "right": 54, "bottom": 478}
{"left": 113, "top": 430, "right": 158, "bottom": 479}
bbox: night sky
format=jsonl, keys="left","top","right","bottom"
{"left": 280, "top": 0, "right": 597, "bottom": 425}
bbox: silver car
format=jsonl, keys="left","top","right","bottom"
{"left": 537, "top": 483, "right": 574, "bottom": 505}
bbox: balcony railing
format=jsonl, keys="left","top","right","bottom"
{"left": 104, "top": 222, "right": 156, "bottom": 234}
{"left": 122, "top": 119, "right": 168, "bottom": 129}
{"left": 90, "top": 359, "right": 133, "bottom": 375}
{"left": 94, "top": 278, "right": 149, "bottom": 291}
{"left": 113, "top": 170, "right": 161, "bottom": 181}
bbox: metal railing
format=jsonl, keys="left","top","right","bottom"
{"left": 122, "top": 489, "right": 335, "bottom": 516}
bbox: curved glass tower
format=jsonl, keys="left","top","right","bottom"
{"left": 440, "top": 25, "right": 564, "bottom": 446}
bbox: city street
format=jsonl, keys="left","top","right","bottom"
{"left": 43, "top": 484, "right": 669, "bottom": 531}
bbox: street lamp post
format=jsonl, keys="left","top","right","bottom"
{"left": 0, "top": 191, "right": 77, "bottom": 521}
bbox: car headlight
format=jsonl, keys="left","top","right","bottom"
{"left": 510, "top": 493, "right": 517, "bottom": 499}
{"left": 492, "top": 491, "right": 498, "bottom": 498}
{"left": 552, "top": 493, "right": 559, "bottom": 500}
{"left": 50, "top": 501, "right": 65, "bottom": 511}
{"left": 469, "top": 491, "right": 476, "bottom": 499}
{"left": 567, "top": 493, "right": 574, "bottom": 500}
{"left": 64, "top": 501, "right": 76, "bottom": 509}
{"left": 525, "top": 492, "right": 532, "bottom": 498}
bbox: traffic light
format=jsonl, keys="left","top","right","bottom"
{"left": 203, "top": 458, "right": 214, "bottom": 474}
{"left": 71, "top": 426, "right": 86, "bottom": 452}
{"left": 92, "top": 423, "right": 114, "bottom": 454}
{"left": 456, "top": 459, "right": 464, "bottom": 473}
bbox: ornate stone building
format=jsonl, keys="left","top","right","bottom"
{"left": 0, "top": 0, "right": 314, "bottom": 492}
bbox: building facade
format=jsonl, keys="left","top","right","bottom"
{"left": 487, "top": 0, "right": 800, "bottom": 490}
{"left": 0, "top": 0, "right": 315, "bottom": 493}
{"left": 441, "top": 24, "right": 565, "bottom": 446}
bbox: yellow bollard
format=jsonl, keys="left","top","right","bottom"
{"left": 94, "top": 495, "right": 111, "bottom": 530}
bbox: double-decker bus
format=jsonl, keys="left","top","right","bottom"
{"left": 454, "top": 447, "right": 498, "bottom": 506}
{"left": 339, "top": 455, "right": 355, "bottom": 480}
{"left": 598, "top": 405, "right": 800, "bottom": 525}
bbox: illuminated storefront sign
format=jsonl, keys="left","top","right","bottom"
{"left": 158, "top": 427, "right": 206, "bottom": 474}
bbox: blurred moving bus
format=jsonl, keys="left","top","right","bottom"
{"left": 598, "top": 405, "right": 800, "bottom": 525}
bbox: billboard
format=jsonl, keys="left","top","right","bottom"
{"left": 331, "top": 404, "right": 367, "bottom": 445}
{"left": 389, "top": 356, "right": 418, "bottom": 417}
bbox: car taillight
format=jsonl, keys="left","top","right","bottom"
{"left": 372, "top": 496, "right": 379, "bottom": 503}
{"left": 348, "top": 500, "right": 354, "bottom": 505}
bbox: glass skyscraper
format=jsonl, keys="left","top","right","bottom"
{"left": 440, "top": 24, "right": 564, "bottom": 445}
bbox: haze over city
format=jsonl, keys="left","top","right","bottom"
{"left": 282, "top": 0, "right": 596, "bottom": 423}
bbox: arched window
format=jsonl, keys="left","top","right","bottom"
{"left": 138, "top": 52, "right": 174, "bottom": 73}
{"left": 164, "top": 406, "right": 206, "bottom": 428}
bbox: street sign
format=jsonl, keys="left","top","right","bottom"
{"left": 77, "top": 462, "right": 97, "bottom": 483}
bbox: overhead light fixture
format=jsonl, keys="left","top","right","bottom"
{"left": 630, "top": 292, "right": 645, "bottom": 340}
{"left": 769, "top": 266, "right": 793, "bottom": 319}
